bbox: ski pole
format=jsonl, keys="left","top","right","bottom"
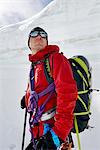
{"left": 21, "top": 108, "right": 27, "bottom": 150}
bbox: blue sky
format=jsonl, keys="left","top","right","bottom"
{"left": 0, "top": 0, "right": 53, "bottom": 27}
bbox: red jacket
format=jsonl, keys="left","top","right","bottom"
{"left": 25, "top": 45, "right": 77, "bottom": 141}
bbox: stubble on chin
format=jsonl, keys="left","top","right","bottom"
{"left": 31, "top": 47, "right": 42, "bottom": 55}
{"left": 31, "top": 49, "right": 38, "bottom": 55}
{"left": 31, "top": 44, "right": 46, "bottom": 55}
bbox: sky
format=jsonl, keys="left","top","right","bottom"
{"left": 0, "top": 0, "right": 53, "bottom": 27}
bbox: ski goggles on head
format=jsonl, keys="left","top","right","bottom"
{"left": 29, "top": 30, "right": 47, "bottom": 38}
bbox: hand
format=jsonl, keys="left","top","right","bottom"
{"left": 20, "top": 95, "right": 26, "bottom": 109}
{"left": 59, "top": 141, "right": 72, "bottom": 150}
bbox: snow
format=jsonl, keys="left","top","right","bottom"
{"left": 0, "top": 0, "right": 100, "bottom": 149}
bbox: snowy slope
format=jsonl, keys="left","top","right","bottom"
{"left": 0, "top": 0, "right": 100, "bottom": 150}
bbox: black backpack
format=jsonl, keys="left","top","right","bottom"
{"left": 44, "top": 55, "right": 92, "bottom": 132}
{"left": 69, "top": 55, "right": 92, "bottom": 133}
{"left": 44, "top": 55, "right": 92, "bottom": 131}
{"left": 43, "top": 54, "right": 92, "bottom": 149}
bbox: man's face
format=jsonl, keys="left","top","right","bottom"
{"left": 29, "top": 31, "right": 48, "bottom": 54}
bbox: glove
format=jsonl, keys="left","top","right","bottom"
{"left": 20, "top": 95, "right": 26, "bottom": 109}
{"left": 59, "top": 141, "right": 72, "bottom": 150}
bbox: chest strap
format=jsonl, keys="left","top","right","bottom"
{"left": 29, "top": 82, "right": 55, "bottom": 127}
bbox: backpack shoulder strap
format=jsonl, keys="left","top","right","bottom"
{"left": 44, "top": 52, "right": 64, "bottom": 84}
{"left": 44, "top": 54, "right": 54, "bottom": 84}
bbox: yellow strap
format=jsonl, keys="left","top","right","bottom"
{"left": 78, "top": 95, "right": 88, "bottom": 111}
{"left": 77, "top": 69, "right": 88, "bottom": 87}
{"left": 71, "top": 61, "right": 89, "bottom": 87}
{"left": 45, "top": 58, "right": 52, "bottom": 76}
{"left": 74, "top": 111, "right": 90, "bottom": 116}
{"left": 71, "top": 57, "right": 89, "bottom": 79}
{"left": 74, "top": 116, "right": 81, "bottom": 150}
{"left": 88, "top": 98, "right": 91, "bottom": 111}
{"left": 78, "top": 90, "right": 89, "bottom": 94}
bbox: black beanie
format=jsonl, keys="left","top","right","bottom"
{"left": 28, "top": 27, "right": 48, "bottom": 49}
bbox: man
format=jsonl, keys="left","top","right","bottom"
{"left": 21, "top": 27, "right": 77, "bottom": 150}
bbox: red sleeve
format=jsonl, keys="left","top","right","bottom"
{"left": 51, "top": 53, "right": 78, "bottom": 141}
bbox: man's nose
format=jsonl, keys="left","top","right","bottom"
{"left": 35, "top": 35, "right": 42, "bottom": 39}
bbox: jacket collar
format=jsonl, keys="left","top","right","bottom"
{"left": 29, "top": 45, "right": 59, "bottom": 62}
